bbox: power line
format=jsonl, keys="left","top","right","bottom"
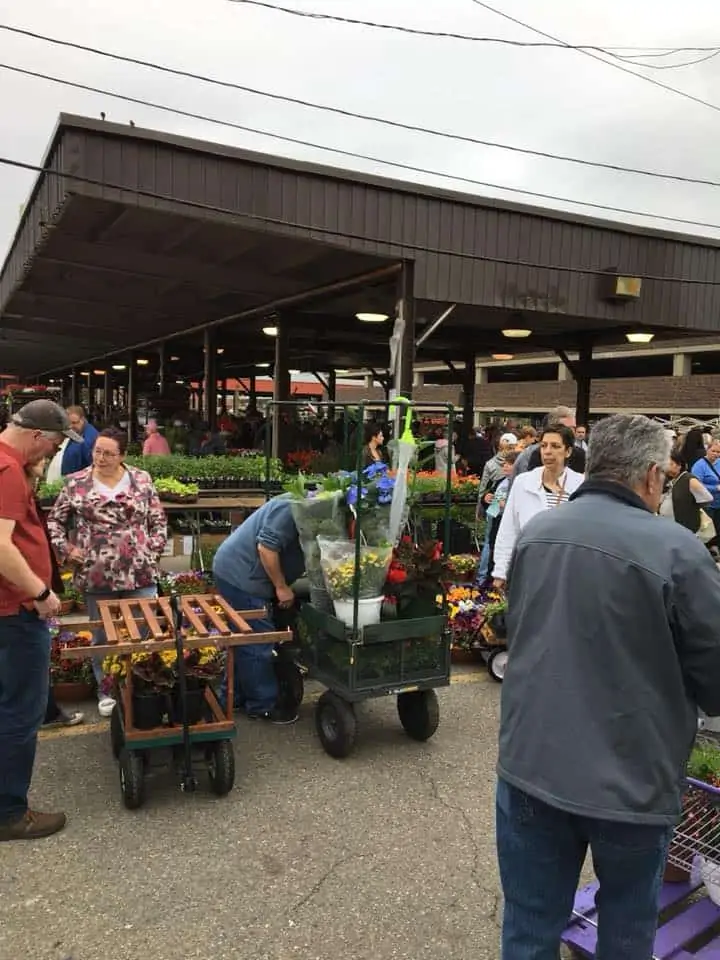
{"left": 3, "top": 154, "right": 720, "bottom": 285}
{"left": 222, "top": 0, "right": 720, "bottom": 56}
{"left": 2, "top": 26, "right": 720, "bottom": 191}
{"left": 469, "top": 1, "right": 720, "bottom": 115}
{"left": 4, "top": 62, "right": 720, "bottom": 233}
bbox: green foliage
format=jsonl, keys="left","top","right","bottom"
{"left": 125, "top": 453, "right": 283, "bottom": 482}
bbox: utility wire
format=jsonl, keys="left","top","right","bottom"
{"left": 3, "top": 154, "right": 720, "bottom": 285}
{"left": 222, "top": 0, "right": 720, "bottom": 56}
{"left": 4, "top": 62, "right": 720, "bottom": 233}
{"left": 2, "top": 26, "right": 720, "bottom": 190}
{"left": 469, "top": 1, "right": 720, "bottom": 115}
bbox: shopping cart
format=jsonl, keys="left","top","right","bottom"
{"left": 562, "top": 777, "right": 720, "bottom": 959}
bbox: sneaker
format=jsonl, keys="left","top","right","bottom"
{"left": 0, "top": 809, "right": 66, "bottom": 842}
{"left": 247, "top": 707, "right": 298, "bottom": 725}
{"left": 98, "top": 697, "right": 116, "bottom": 718}
{"left": 42, "top": 710, "right": 84, "bottom": 730}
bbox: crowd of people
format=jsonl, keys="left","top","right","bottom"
{"left": 5, "top": 394, "right": 720, "bottom": 960}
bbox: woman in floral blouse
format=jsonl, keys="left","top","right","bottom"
{"left": 47, "top": 428, "right": 167, "bottom": 718}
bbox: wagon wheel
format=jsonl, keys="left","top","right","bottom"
{"left": 315, "top": 691, "right": 357, "bottom": 758}
{"left": 110, "top": 704, "right": 124, "bottom": 760}
{"left": 118, "top": 748, "right": 145, "bottom": 810}
{"left": 487, "top": 647, "right": 508, "bottom": 683}
{"left": 397, "top": 689, "right": 440, "bottom": 742}
{"left": 207, "top": 740, "right": 236, "bottom": 797}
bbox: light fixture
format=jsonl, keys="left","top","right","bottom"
{"left": 501, "top": 328, "right": 532, "bottom": 339}
{"left": 625, "top": 331, "right": 655, "bottom": 344}
{"left": 491, "top": 353, "right": 514, "bottom": 361}
{"left": 216, "top": 347, "right": 225, "bottom": 355}
{"left": 93, "top": 369, "right": 106, "bottom": 376}
{"left": 175, "top": 379, "right": 185, "bottom": 385}
{"left": 256, "top": 362, "right": 270, "bottom": 369}
{"left": 170, "top": 355, "right": 180, "bottom": 362}
{"left": 289, "top": 369, "right": 301, "bottom": 375}
{"left": 136, "top": 358, "right": 149, "bottom": 366}
{"left": 263, "top": 326, "right": 278, "bottom": 337}
{"left": 356, "top": 312, "right": 389, "bottom": 323}
{"left": 112, "top": 364, "right": 126, "bottom": 371}
{"left": 81, "top": 371, "right": 90, "bottom": 376}
{"left": 336, "top": 369, "right": 350, "bottom": 375}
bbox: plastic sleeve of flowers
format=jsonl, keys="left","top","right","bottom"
{"left": 317, "top": 538, "right": 393, "bottom": 601}
{"left": 388, "top": 439, "right": 415, "bottom": 546}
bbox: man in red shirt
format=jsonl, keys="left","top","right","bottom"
{"left": 0, "top": 399, "right": 82, "bottom": 841}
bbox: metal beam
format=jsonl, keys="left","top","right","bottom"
{"left": 312, "top": 371, "right": 330, "bottom": 393}
{"left": 415, "top": 304, "right": 456, "bottom": 349}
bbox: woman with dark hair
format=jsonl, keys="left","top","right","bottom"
{"left": 660, "top": 451, "right": 714, "bottom": 537}
{"left": 363, "top": 421, "right": 385, "bottom": 467}
{"left": 47, "top": 427, "right": 167, "bottom": 718}
{"left": 680, "top": 427, "right": 707, "bottom": 469}
{"left": 492, "top": 423, "right": 584, "bottom": 587}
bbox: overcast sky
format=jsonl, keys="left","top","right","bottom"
{"left": 1, "top": 0, "right": 720, "bottom": 261}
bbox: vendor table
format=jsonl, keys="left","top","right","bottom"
{"left": 159, "top": 495, "right": 265, "bottom": 570}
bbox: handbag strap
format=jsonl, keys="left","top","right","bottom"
{"left": 704, "top": 458, "right": 720, "bottom": 482}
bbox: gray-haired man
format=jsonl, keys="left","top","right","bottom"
{"left": 496, "top": 414, "right": 720, "bottom": 960}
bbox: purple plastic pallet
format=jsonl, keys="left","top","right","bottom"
{"left": 562, "top": 880, "right": 720, "bottom": 959}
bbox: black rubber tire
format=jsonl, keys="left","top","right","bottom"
{"left": 207, "top": 740, "right": 236, "bottom": 797}
{"left": 397, "top": 689, "right": 440, "bottom": 742}
{"left": 487, "top": 647, "right": 508, "bottom": 683}
{"left": 315, "top": 691, "right": 357, "bottom": 759}
{"left": 118, "top": 748, "right": 145, "bottom": 810}
{"left": 110, "top": 704, "right": 124, "bottom": 759}
{"left": 275, "top": 659, "right": 305, "bottom": 716}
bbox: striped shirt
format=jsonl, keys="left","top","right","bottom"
{"left": 542, "top": 472, "right": 570, "bottom": 509}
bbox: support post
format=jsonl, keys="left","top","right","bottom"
{"left": 127, "top": 358, "right": 136, "bottom": 443}
{"left": 203, "top": 330, "right": 217, "bottom": 431}
{"left": 157, "top": 342, "right": 166, "bottom": 396}
{"left": 395, "top": 262, "right": 416, "bottom": 399}
{"left": 327, "top": 369, "right": 336, "bottom": 422}
{"left": 70, "top": 369, "right": 79, "bottom": 407}
{"left": 249, "top": 373, "right": 257, "bottom": 412}
{"left": 103, "top": 371, "right": 111, "bottom": 424}
{"left": 271, "top": 321, "right": 291, "bottom": 460}
{"left": 462, "top": 356, "right": 476, "bottom": 433}
{"left": 575, "top": 339, "right": 593, "bottom": 427}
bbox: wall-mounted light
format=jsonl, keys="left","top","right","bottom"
{"left": 263, "top": 326, "right": 278, "bottom": 337}
{"left": 625, "top": 331, "right": 655, "bottom": 344}
{"left": 501, "top": 329, "right": 532, "bottom": 339}
{"left": 356, "top": 312, "right": 389, "bottom": 323}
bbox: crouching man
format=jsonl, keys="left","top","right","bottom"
{"left": 212, "top": 497, "right": 304, "bottom": 724}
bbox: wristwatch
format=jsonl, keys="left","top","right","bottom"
{"left": 34, "top": 587, "right": 51, "bottom": 603}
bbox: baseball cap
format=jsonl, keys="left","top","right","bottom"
{"left": 11, "top": 399, "right": 83, "bottom": 443}
{"left": 500, "top": 432, "right": 518, "bottom": 445}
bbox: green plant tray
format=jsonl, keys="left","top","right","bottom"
{"left": 299, "top": 603, "right": 451, "bottom": 701}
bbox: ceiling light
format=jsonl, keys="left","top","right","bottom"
{"left": 336, "top": 369, "right": 350, "bottom": 375}
{"left": 81, "top": 371, "right": 90, "bottom": 376}
{"left": 170, "top": 355, "right": 180, "bottom": 362}
{"left": 216, "top": 347, "right": 225, "bottom": 355}
{"left": 501, "top": 328, "right": 532, "bottom": 339}
{"left": 625, "top": 331, "right": 655, "bottom": 344}
{"left": 112, "top": 364, "right": 126, "bottom": 371}
{"left": 93, "top": 369, "right": 106, "bottom": 376}
{"left": 136, "top": 358, "right": 150, "bottom": 366}
{"left": 289, "top": 369, "right": 301, "bottom": 375}
{"left": 256, "top": 363, "right": 270, "bottom": 369}
{"left": 356, "top": 312, "right": 389, "bottom": 323}
{"left": 263, "top": 326, "right": 278, "bottom": 337}
{"left": 175, "top": 379, "right": 185, "bottom": 385}
{"left": 491, "top": 353, "right": 514, "bottom": 361}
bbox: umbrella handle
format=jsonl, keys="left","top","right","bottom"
{"left": 389, "top": 396, "right": 414, "bottom": 442}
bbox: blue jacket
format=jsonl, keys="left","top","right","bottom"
{"left": 213, "top": 496, "right": 304, "bottom": 600}
{"left": 691, "top": 456, "right": 720, "bottom": 509}
{"left": 61, "top": 422, "right": 99, "bottom": 476}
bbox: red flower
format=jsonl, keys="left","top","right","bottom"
{"left": 386, "top": 564, "right": 408, "bottom": 584}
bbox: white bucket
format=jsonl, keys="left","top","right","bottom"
{"left": 333, "top": 596, "right": 384, "bottom": 629}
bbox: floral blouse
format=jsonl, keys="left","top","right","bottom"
{"left": 47, "top": 466, "right": 168, "bottom": 593}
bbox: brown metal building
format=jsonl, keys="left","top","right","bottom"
{"left": 3, "top": 113, "right": 720, "bottom": 426}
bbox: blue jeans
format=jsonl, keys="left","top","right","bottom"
{"left": 496, "top": 778, "right": 672, "bottom": 960}
{"left": 478, "top": 516, "right": 492, "bottom": 580}
{"left": 214, "top": 577, "right": 278, "bottom": 714}
{"left": 86, "top": 587, "right": 157, "bottom": 696}
{"left": 0, "top": 610, "right": 51, "bottom": 824}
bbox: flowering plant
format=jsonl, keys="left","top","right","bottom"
{"left": 102, "top": 645, "right": 224, "bottom": 694}
{"left": 384, "top": 537, "right": 444, "bottom": 612}
{"left": 444, "top": 553, "right": 478, "bottom": 578}
{"left": 49, "top": 628, "right": 95, "bottom": 684}
{"left": 440, "top": 585, "right": 485, "bottom": 651}
{"left": 318, "top": 538, "right": 393, "bottom": 600}
{"left": 344, "top": 462, "right": 395, "bottom": 545}
{"left": 158, "top": 571, "right": 212, "bottom": 596}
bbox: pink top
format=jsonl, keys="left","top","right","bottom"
{"left": 143, "top": 433, "right": 171, "bottom": 456}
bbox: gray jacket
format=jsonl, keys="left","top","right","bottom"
{"left": 498, "top": 480, "right": 720, "bottom": 825}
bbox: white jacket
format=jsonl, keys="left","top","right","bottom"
{"left": 492, "top": 466, "right": 585, "bottom": 580}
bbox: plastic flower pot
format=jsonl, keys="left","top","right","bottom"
{"left": 171, "top": 679, "right": 207, "bottom": 725}
{"left": 131, "top": 691, "right": 167, "bottom": 730}
{"left": 333, "top": 596, "right": 384, "bottom": 629}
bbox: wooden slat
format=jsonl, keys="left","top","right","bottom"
{"left": 98, "top": 602, "right": 118, "bottom": 646}
{"left": 213, "top": 595, "right": 254, "bottom": 633}
{"left": 124, "top": 720, "right": 234, "bottom": 742}
{"left": 139, "top": 599, "right": 165, "bottom": 640}
{"left": 156, "top": 596, "right": 176, "bottom": 635}
{"left": 181, "top": 597, "right": 209, "bottom": 637}
{"left": 205, "top": 687, "right": 226, "bottom": 723}
{"left": 196, "top": 596, "right": 231, "bottom": 636}
{"left": 60, "top": 631, "right": 292, "bottom": 658}
{"left": 119, "top": 601, "right": 141, "bottom": 641}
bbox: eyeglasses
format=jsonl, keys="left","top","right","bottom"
{"left": 94, "top": 448, "right": 120, "bottom": 459}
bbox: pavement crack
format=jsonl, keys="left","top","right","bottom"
{"left": 290, "top": 853, "right": 358, "bottom": 913}
{"left": 425, "top": 771, "right": 486, "bottom": 898}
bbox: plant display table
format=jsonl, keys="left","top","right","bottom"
{"left": 61, "top": 593, "right": 290, "bottom": 809}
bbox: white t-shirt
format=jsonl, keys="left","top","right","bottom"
{"left": 93, "top": 472, "right": 131, "bottom": 501}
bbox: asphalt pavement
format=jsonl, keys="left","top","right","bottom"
{"left": 1, "top": 670, "right": 507, "bottom": 960}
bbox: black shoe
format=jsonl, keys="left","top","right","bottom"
{"left": 247, "top": 707, "right": 298, "bottom": 725}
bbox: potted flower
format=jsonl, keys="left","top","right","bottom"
{"left": 50, "top": 628, "right": 96, "bottom": 701}
{"left": 170, "top": 645, "right": 225, "bottom": 724}
{"left": 384, "top": 536, "right": 445, "bottom": 620}
{"left": 445, "top": 586, "right": 485, "bottom": 662}
{"left": 318, "top": 537, "right": 393, "bottom": 628}
{"left": 102, "top": 649, "right": 176, "bottom": 729}
{"left": 443, "top": 553, "right": 478, "bottom": 583}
